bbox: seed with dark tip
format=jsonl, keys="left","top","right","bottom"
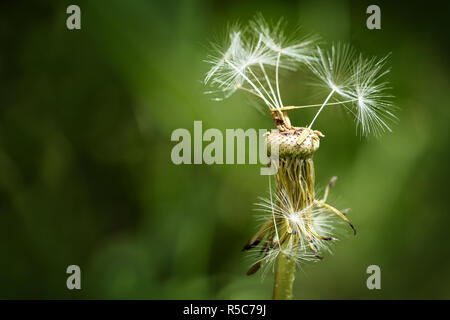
{"left": 329, "top": 176, "right": 337, "bottom": 188}
{"left": 314, "top": 252, "right": 324, "bottom": 260}
{"left": 246, "top": 261, "right": 262, "bottom": 276}
{"left": 349, "top": 223, "right": 357, "bottom": 236}
{"left": 242, "top": 239, "right": 261, "bottom": 251}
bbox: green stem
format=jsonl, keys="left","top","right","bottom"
{"left": 272, "top": 241, "right": 297, "bottom": 300}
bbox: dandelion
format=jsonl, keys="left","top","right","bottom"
{"left": 204, "top": 15, "right": 396, "bottom": 300}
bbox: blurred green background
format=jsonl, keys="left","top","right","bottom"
{"left": 0, "top": 0, "right": 449, "bottom": 299}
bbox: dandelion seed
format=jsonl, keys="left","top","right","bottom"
{"left": 250, "top": 14, "right": 318, "bottom": 109}
{"left": 306, "top": 45, "right": 396, "bottom": 135}
{"left": 250, "top": 14, "right": 319, "bottom": 66}
{"left": 345, "top": 54, "right": 397, "bottom": 136}
{"left": 306, "top": 44, "right": 356, "bottom": 128}
{"left": 204, "top": 29, "right": 243, "bottom": 85}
